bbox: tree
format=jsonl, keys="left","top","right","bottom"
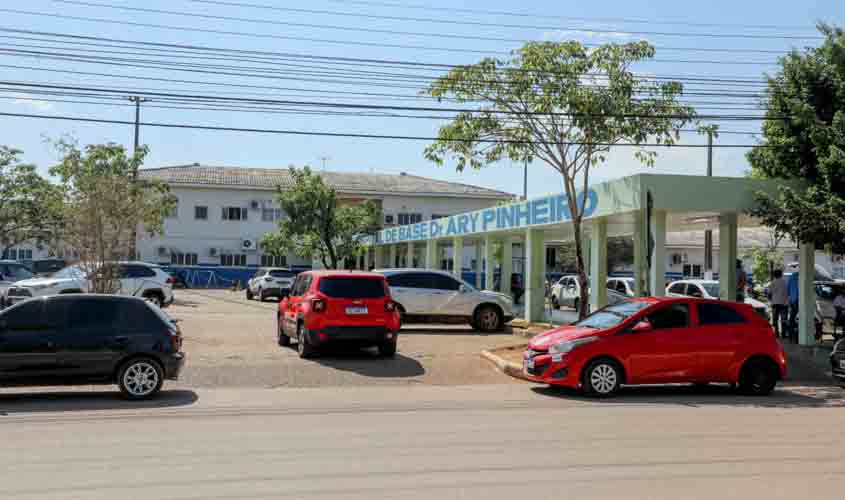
{"left": 425, "top": 41, "right": 696, "bottom": 317}
{"left": 747, "top": 24, "right": 845, "bottom": 254}
{"left": 260, "top": 166, "right": 379, "bottom": 269}
{"left": 51, "top": 143, "right": 175, "bottom": 293}
{"left": 0, "top": 146, "right": 63, "bottom": 256}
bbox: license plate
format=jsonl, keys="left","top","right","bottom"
{"left": 346, "top": 306, "right": 368, "bottom": 315}
{"left": 840, "top": 360, "right": 845, "bottom": 370}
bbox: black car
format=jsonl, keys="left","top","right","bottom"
{"left": 0, "top": 295, "right": 185, "bottom": 399}
{"left": 832, "top": 339, "right": 845, "bottom": 388}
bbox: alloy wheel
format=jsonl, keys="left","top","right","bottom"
{"left": 478, "top": 308, "right": 500, "bottom": 331}
{"left": 122, "top": 361, "right": 160, "bottom": 398}
{"left": 590, "top": 364, "right": 618, "bottom": 395}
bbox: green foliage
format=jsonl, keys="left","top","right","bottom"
{"left": 260, "top": 166, "right": 379, "bottom": 269}
{"left": 50, "top": 142, "right": 175, "bottom": 293}
{"left": 424, "top": 40, "right": 695, "bottom": 316}
{"left": 0, "top": 146, "right": 64, "bottom": 255}
{"left": 742, "top": 246, "right": 784, "bottom": 285}
{"left": 747, "top": 24, "right": 845, "bottom": 253}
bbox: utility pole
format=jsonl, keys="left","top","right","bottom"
{"left": 128, "top": 95, "right": 147, "bottom": 260}
{"left": 704, "top": 130, "right": 714, "bottom": 278}
{"left": 319, "top": 156, "right": 331, "bottom": 170}
{"left": 523, "top": 158, "right": 528, "bottom": 200}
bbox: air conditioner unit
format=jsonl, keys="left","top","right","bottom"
{"left": 208, "top": 247, "right": 218, "bottom": 257}
{"left": 384, "top": 214, "right": 394, "bottom": 224}
{"left": 241, "top": 239, "right": 256, "bottom": 251}
{"left": 156, "top": 246, "right": 168, "bottom": 257}
{"left": 250, "top": 200, "right": 260, "bottom": 210}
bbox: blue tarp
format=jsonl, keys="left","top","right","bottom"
{"left": 162, "top": 265, "right": 311, "bottom": 289}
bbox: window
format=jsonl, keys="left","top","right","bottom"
{"left": 2, "top": 300, "right": 46, "bottom": 331}
{"left": 384, "top": 214, "right": 395, "bottom": 225}
{"left": 318, "top": 277, "right": 385, "bottom": 298}
{"left": 615, "top": 281, "right": 628, "bottom": 294}
{"left": 687, "top": 285, "right": 705, "bottom": 298}
{"left": 166, "top": 200, "right": 179, "bottom": 219}
{"left": 697, "top": 303, "right": 746, "bottom": 326}
{"left": 431, "top": 273, "right": 461, "bottom": 291}
{"left": 171, "top": 253, "right": 198, "bottom": 266}
{"left": 431, "top": 214, "right": 447, "bottom": 220}
{"left": 269, "top": 269, "right": 296, "bottom": 278}
{"left": 221, "top": 206, "right": 248, "bottom": 221}
{"left": 387, "top": 272, "right": 432, "bottom": 289}
{"left": 261, "top": 254, "right": 287, "bottom": 267}
{"left": 645, "top": 304, "right": 690, "bottom": 330}
{"left": 668, "top": 282, "right": 687, "bottom": 295}
{"left": 261, "top": 208, "right": 284, "bottom": 222}
{"left": 397, "top": 213, "right": 422, "bottom": 225}
{"left": 220, "top": 254, "right": 247, "bottom": 267}
{"left": 292, "top": 275, "right": 312, "bottom": 296}
{"left": 0, "top": 264, "right": 34, "bottom": 281}
{"left": 118, "top": 300, "right": 165, "bottom": 331}
{"left": 67, "top": 298, "right": 119, "bottom": 330}
{"left": 195, "top": 206, "right": 208, "bottom": 220}
{"left": 607, "top": 280, "right": 617, "bottom": 290}
{"left": 575, "top": 301, "right": 651, "bottom": 330}
{"left": 1, "top": 248, "right": 33, "bottom": 261}
{"left": 125, "top": 264, "right": 156, "bottom": 278}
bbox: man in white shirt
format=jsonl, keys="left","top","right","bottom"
{"left": 768, "top": 269, "right": 789, "bottom": 338}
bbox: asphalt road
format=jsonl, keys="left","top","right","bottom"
{"left": 2, "top": 383, "right": 844, "bottom": 499}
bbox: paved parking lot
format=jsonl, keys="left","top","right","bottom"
{"left": 168, "top": 289, "right": 526, "bottom": 388}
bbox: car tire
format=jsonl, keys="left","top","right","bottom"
{"left": 474, "top": 305, "right": 503, "bottom": 333}
{"left": 573, "top": 298, "right": 580, "bottom": 313}
{"left": 259, "top": 288, "right": 267, "bottom": 302}
{"left": 277, "top": 316, "right": 290, "bottom": 347}
{"left": 582, "top": 358, "right": 622, "bottom": 397}
{"left": 117, "top": 357, "right": 164, "bottom": 400}
{"left": 296, "top": 323, "right": 315, "bottom": 359}
{"left": 738, "top": 358, "right": 777, "bottom": 396}
{"left": 551, "top": 295, "right": 559, "bottom": 309}
{"left": 143, "top": 292, "right": 164, "bottom": 308}
{"left": 246, "top": 288, "right": 254, "bottom": 300}
{"left": 379, "top": 338, "right": 397, "bottom": 357}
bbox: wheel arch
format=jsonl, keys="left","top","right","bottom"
{"left": 737, "top": 353, "right": 782, "bottom": 382}
{"left": 112, "top": 354, "right": 165, "bottom": 383}
{"left": 580, "top": 354, "right": 628, "bottom": 386}
{"left": 472, "top": 302, "right": 504, "bottom": 322}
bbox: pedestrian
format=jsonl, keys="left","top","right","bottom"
{"left": 769, "top": 269, "right": 789, "bottom": 338}
{"left": 736, "top": 259, "right": 748, "bottom": 303}
{"left": 787, "top": 271, "right": 800, "bottom": 342}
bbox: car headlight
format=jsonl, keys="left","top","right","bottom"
{"left": 549, "top": 336, "right": 599, "bottom": 355}
{"left": 28, "top": 284, "right": 54, "bottom": 291}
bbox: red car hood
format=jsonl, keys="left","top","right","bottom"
{"left": 529, "top": 326, "right": 602, "bottom": 350}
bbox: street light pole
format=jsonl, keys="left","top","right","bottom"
{"left": 704, "top": 131, "right": 714, "bottom": 276}
{"left": 128, "top": 95, "right": 147, "bottom": 179}
{"left": 523, "top": 158, "right": 528, "bottom": 200}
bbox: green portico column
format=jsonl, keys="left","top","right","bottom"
{"left": 590, "top": 217, "right": 608, "bottom": 312}
{"left": 649, "top": 210, "right": 667, "bottom": 296}
{"left": 633, "top": 212, "right": 647, "bottom": 297}
{"left": 474, "top": 241, "right": 483, "bottom": 288}
{"left": 425, "top": 239, "right": 437, "bottom": 269}
{"left": 501, "top": 237, "right": 513, "bottom": 296}
{"left": 484, "top": 235, "right": 495, "bottom": 290}
{"left": 406, "top": 242, "right": 415, "bottom": 268}
{"left": 389, "top": 245, "right": 398, "bottom": 269}
{"left": 452, "top": 237, "right": 464, "bottom": 278}
{"left": 524, "top": 228, "right": 545, "bottom": 323}
{"left": 798, "top": 242, "right": 816, "bottom": 346}
{"left": 718, "top": 213, "right": 738, "bottom": 301}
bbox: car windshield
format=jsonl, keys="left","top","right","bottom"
{"left": 318, "top": 277, "right": 386, "bottom": 298}
{"left": 701, "top": 283, "right": 720, "bottom": 297}
{"left": 269, "top": 270, "right": 296, "bottom": 278}
{"left": 575, "top": 301, "right": 652, "bottom": 329}
{"left": 53, "top": 265, "right": 86, "bottom": 280}
{"left": 2, "top": 265, "right": 34, "bottom": 281}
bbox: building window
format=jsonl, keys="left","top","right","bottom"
{"left": 398, "top": 213, "right": 422, "bottom": 225}
{"left": 195, "top": 206, "right": 208, "bottom": 220}
{"left": 1, "top": 248, "right": 32, "bottom": 261}
{"left": 220, "top": 254, "right": 247, "bottom": 266}
{"left": 261, "top": 208, "right": 284, "bottom": 222}
{"left": 171, "top": 252, "right": 198, "bottom": 266}
{"left": 431, "top": 214, "right": 447, "bottom": 220}
{"left": 222, "top": 207, "right": 248, "bottom": 221}
{"left": 261, "top": 254, "right": 287, "bottom": 267}
{"left": 166, "top": 199, "right": 179, "bottom": 219}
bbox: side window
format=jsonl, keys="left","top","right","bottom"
{"left": 697, "top": 303, "right": 746, "bottom": 326}
{"left": 616, "top": 282, "right": 628, "bottom": 293}
{"left": 301, "top": 276, "right": 313, "bottom": 294}
{"left": 2, "top": 300, "right": 46, "bottom": 331}
{"left": 430, "top": 274, "right": 460, "bottom": 291}
{"left": 390, "top": 273, "right": 432, "bottom": 289}
{"left": 290, "top": 276, "right": 303, "bottom": 296}
{"left": 687, "top": 285, "right": 704, "bottom": 298}
{"left": 118, "top": 300, "right": 164, "bottom": 331}
{"left": 645, "top": 304, "right": 690, "bottom": 330}
{"left": 606, "top": 280, "right": 616, "bottom": 290}
{"left": 45, "top": 299, "right": 70, "bottom": 328}
{"left": 668, "top": 282, "right": 687, "bottom": 295}
{"left": 67, "top": 299, "right": 119, "bottom": 330}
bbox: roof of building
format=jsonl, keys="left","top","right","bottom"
{"left": 667, "top": 228, "right": 797, "bottom": 249}
{"left": 138, "top": 164, "right": 513, "bottom": 199}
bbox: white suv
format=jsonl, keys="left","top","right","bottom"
{"left": 4, "top": 262, "right": 175, "bottom": 308}
{"left": 550, "top": 275, "right": 630, "bottom": 312}
{"left": 666, "top": 279, "right": 770, "bottom": 319}
{"left": 376, "top": 269, "right": 513, "bottom": 332}
{"left": 0, "top": 260, "right": 36, "bottom": 308}
{"left": 246, "top": 267, "right": 297, "bottom": 301}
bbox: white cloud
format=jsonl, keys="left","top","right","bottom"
{"left": 543, "top": 29, "right": 636, "bottom": 42}
{"left": 8, "top": 92, "right": 53, "bottom": 111}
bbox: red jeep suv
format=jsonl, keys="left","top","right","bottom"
{"left": 278, "top": 271, "right": 401, "bottom": 358}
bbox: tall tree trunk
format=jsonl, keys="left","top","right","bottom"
{"left": 572, "top": 218, "right": 590, "bottom": 320}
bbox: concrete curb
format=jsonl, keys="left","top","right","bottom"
{"left": 480, "top": 349, "right": 531, "bottom": 382}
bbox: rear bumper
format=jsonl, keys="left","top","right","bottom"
{"left": 308, "top": 325, "right": 397, "bottom": 346}
{"left": 163, "top": 352, "right": 186, "bottom": 380}
{"left": 261, "top": 287, "right": 290, "bottom": 296}
{"left": 831, "top": 353, "right": 845, "bottom": 382}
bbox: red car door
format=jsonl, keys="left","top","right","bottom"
{"left": 622, "top": 302, "right": 699, "bottom": 384}
{"left": 283, "top": 274, "right": 309, "bottom": 335}
{"left": 691, "top": 302, "right": 748, "bottom": 381}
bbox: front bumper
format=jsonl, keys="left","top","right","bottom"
{"left": 163, "top": 352, "right": 186, "bottom": 380}
{"left": 522, "top": 351, "right": 578, "bottom": 387}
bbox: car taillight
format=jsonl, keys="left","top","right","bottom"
{"left": 312, "top": 298, "right": 326, "bottom": 312}
{"left": 385, "top": 300, "right": 397, "bottom": 312}
{"left": 166, "top": 276, "right": 176, "bottom": 285}
{"left": 167, "top": 327, "right": 182, "bottom": 351}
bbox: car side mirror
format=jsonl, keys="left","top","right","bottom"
{"left": 632, "top": 320, "right": 652, "bottom": 333}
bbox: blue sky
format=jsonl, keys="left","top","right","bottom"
{"left": 0, "top": 0, "right": 841, "bottom": 197}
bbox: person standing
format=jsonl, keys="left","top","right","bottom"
{"left": 769, "top": 269, "right": 789, "bottom": 338}
{"left": 787, "top": 271, "right": 800, "bottom": 342}
{"left": 736, "top": 259, "right": 748, "bottom": 303}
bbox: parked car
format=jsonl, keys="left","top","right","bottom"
{"left": 831, "top": 338, "right": 845, "bottom": 387}
{"left": 815, "top": 281, "right": 845, "bottom": 340}
{"left": 247, "top": 267, "right": 297, "bottom": 301}
{"left": 0, "top": 260, "right": 35, "bottom": 308}
{"left": 4, "top": 262, "right": 175, "bottom": 308}
{"left": 23, "top": 258, "right": 67, "bottom": 277}
{"left": 550, "top": 275, "right": 630, "bottom": 312}
{"left": 375, "top": 269, "right": 513, "bottom": 332}
{"left": 666, "top": 279, "right": 770, "bottom": 320}
{"left": 0, "top": 295, "right": 184, "bottom": 399}
{"left": 607, "top": 277, "right": 636, "bottom": 297}
{"left": 278, "top": 270, "right": 401, "bottom": 358}
{"left": 523, "top": 297, "right": 786, "bottom": 396}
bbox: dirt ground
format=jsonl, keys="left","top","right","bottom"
{"left": 166, "top": 289, "right": 527, "bottom": 388}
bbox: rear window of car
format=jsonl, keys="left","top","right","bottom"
{"left": 318, "top": 277, "right": 386, "bottom": 298}
{"left": 697, "top": 303, "right": 746, "bottom": 326}
{"left": 269, "top": 270, "right": 296, "bottom": 278}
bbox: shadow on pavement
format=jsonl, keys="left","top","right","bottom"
{"left": 0, "top": 389, "right": 199, "bottom": 415}
{"left": 530, "top": 384, "right": 845, "bottom": 408}
{"left": 309, "top": 347, "right": 425, "bottom": 378}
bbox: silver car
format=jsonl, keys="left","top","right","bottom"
{"left": 0, "top": 260, "right": 35, "bottom": 308}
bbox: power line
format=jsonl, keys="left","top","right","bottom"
{"left": 0, "top": 110, "right": 771, "bottom": 146}
{"left": 55, "top": 0, "right": 821, "bottom": 41}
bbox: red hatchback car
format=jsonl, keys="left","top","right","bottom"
{"left": 278, "top": 271, "right": 401, "bottom": 358}
{"left": 523, "top": 297, "right": 787, "bottom": 396}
